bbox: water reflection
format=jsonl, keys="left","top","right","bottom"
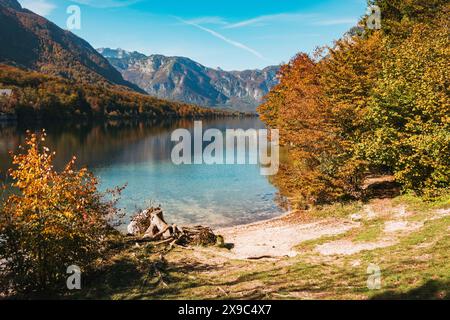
{"left": 0, "top": 118, "right": 284, "bottom": 228}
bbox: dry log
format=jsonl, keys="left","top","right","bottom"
{"left": 127, "top": 207, "right": 162, "bottom": 235}
{"left": 144, "top": 209, "right": 173, "bottom": 239}
{"left": 127, "top": 207, "right": 217, "bottom": 247}
{"left": 143, "top": 225, "right": 170, "bottom": 241}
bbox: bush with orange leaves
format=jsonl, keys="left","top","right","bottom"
{"left": 0, "top": 131, "right": 123, "bottom": 294}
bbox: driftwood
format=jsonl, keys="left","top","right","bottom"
{"left": 127, "top": 207, "right": 217, "bottom": 247}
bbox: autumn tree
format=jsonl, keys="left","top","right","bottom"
{"left": 260, "top": 54, "right": 328, "bottom": 205}
{"left": 0, "top": 131, "right": 122, "bottom": 294}
{"left": 259, "top": 33, "right": 383, "bottom": 206}
{"left": 360, "top": 17, "right": 449, "bottom": 196}
{"left": 259, "top": 2, "right": 448, "bottom": 206}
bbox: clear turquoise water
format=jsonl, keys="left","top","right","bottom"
{"left": 0, "top": 118, "right": 283, "bottom": 228}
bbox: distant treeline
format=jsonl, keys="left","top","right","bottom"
{"left": 0, "top": 64, "right": 240, "bottom": 123}
{"left": 259, "top": 0, "right": 449, "bottom": 206}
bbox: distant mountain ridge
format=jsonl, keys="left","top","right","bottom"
{"left": 98, "top": 48, "right": 280, "bottom": 111}
{"left": 0, "top": 0, "right": 142, "bottom": 92}
{"left": 0, "top": 1, "right": 232, "bottom": 123}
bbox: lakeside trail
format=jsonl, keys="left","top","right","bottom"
{"left": 217, "top": 213, "right": 360, "bottom": 259}
{"left": 216, "top": 198, "right": 448, "bottom": 260}
{"left": 75, "top": 195, "right": 449, "bottom": 300}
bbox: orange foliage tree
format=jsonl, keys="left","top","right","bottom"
{"left": 259, "top": 1, "right": 448, "bottom": 207}
{"left": 259, "top": 33, "right": 382, "bottom": 207}
{"left": 0, "top": 131, "right": 122, "bottom": 294}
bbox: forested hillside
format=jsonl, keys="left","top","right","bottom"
{"left": 0, "top": 0, "right": 236, "bottom": 122}
{"left": 0, "top": 65, "right": 233, "bottom": 122}
{"left": 0, "top": 0, "right": 144, "bottom": 92}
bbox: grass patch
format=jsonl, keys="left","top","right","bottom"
{"left": 353, "top": 220, "right": 384, "bottom": 242}
{"left": 309, "top": 201, "right": 363, "bottom": 219}
{"left": 66, "top": 195, "right": 449, "bottom": 300}
{"left": 392, "top": 191, "right": 450, "bottom": 213}
{"left": 295, "top": 233, "right": 350, "bottom": 252}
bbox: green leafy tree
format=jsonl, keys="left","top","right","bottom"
{"left": 361, "top": 19, "right": 449, "bottom": 196}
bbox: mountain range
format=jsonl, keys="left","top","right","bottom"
{"left": 0, "top": 0, "right": 142, "bottom": 92}
{"left": 98, "top": 48, "right": 280, "bottom": 112}
{"left": 0, "top": 0, "right": 231, "bottom": 122}
{"left": 0, "top": 0, "right": 279, "bottom": 112}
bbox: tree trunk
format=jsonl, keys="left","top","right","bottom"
{"left": 127, "top": 207, "right": 217, "bottom": 246}
{"left": 142, "top": 209, "right": 172, "bottom": 240}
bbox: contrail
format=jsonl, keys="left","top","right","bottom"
{"left": 175, "top": 17, "right": 268, "bottom": 61}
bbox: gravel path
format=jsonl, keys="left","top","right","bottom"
{"left": 217, "top": 213, "right": 359, "bottom": 259}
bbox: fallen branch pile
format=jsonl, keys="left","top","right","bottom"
{"left": 127, "top": 207, "right": 217, "bottom": 247}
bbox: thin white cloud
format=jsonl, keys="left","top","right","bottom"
{"left": 175, "top": 17, "right": 269, "bottom": 62}
{"left": 223, "top": 12, "right": 357, "bottom": 29}
{"left": 19, "top": 0, "right": 55, "bottom": 16}
{"left": 185, "top": 16, "right": 229, "bottom": 26}
{"left": 70, "top": 0, "right": 141, "bottom": 8}
{"left": 224, "top": 13, "right": 316, "bottom": 29}
{"left": 313, "top": 18, "right": 358, "bottom": 26}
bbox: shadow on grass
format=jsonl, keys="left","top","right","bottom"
{"left": 371, "top": 280, "right": 449, "bottom": 300}
{"left": 78, "top": 256, "right": 370, "bottom": 300}
{"left": 68, "top": 257, "right": 449, "bottom": 300}
{"left": 70, "top": 250, "right": 225, "bottom": 299}
{"left": 364, "top": 181, "right": 401, "bottom": 201}
{"left": 151, "top": 262, "right": 368, "bottom": 300}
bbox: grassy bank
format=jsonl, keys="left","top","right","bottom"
{"left": 68, "top": 193, "right": 449, "bottom": 300}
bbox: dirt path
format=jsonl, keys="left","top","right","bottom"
{"left": 215, "top": 200, "right": 449, "bottom": 260}
{"left": 217, "top": 212, "right": 359, "bottom": 259}
{"left": 157, "top": 198, "right": 449, "bottom": 300}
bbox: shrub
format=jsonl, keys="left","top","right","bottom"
{"left": 0, "top": 131, "right": 122, "bottom": 295}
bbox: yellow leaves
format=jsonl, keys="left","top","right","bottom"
{"left": 364, "top": 19, "right": 449, "bottom": 194}
{"left": 0, "top": 130, "right": 124, "bottom": 290}
{"left": 63, "top": 211, "right": 74, "bottom": 219}
{"left": 259, "top": 35, "right": 383, "bottom": 204}
{"left": 260, "top": 7, "right": 448, "bottom": 205}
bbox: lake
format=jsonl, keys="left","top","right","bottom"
{"left": 0, "top": 118, "right": 284, "bottom": 228}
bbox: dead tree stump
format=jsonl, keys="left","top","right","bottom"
{"left": 127, "top": 207, "right": 217, "bottom": 247}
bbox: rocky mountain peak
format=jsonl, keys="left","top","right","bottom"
{"left": 98, "top": 48, "right": 280, "bottom": 112}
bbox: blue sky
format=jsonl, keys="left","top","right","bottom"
{"left": 18, "top": 0, "right": 368, "bottom": 70}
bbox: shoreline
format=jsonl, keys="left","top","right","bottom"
{"left": 215, "top": 209, "right": 359, "bottom": 259}
{"left": 216, "top": 208, "right": 295, "bottom": 234}
{"left": 213, "top": 197, "right": 450, "bottom": 261}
